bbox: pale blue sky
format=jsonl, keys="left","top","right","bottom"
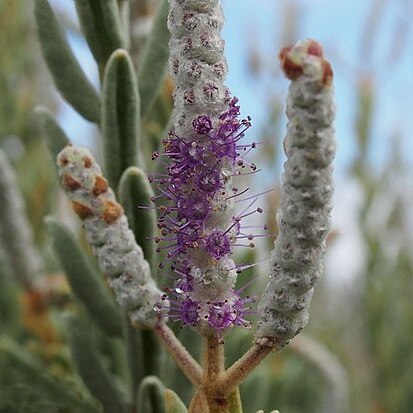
{"left": 222, "top": 0, "right": 413, "bottom": 173}
{"left": 46, "top": 0, "right": 413, "bottom": 285}
{"left": 51, "top": 0, "right": 413, "bottom": 176}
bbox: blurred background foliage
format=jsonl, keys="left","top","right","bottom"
{"left": 0, "top": 0, "right": 412, "bottom": 412}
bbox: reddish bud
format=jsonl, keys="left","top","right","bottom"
{"left": 279, "top": 45, "right": 303, "bottom": 80}
{"left": 321, "top": 60, "right": 334, "bottom": 86}
{"left": 278, "top": 45, "right": 293, "bottom": 62}
{"left": 306, "top": 40, "right": 324, "bottom": 57}
{"left": 59, "top": 156, "right": 69, "bottom": 166}
{"left": 102, "top": 200, "right": 123, "bottom": 224}
{"left": 92, "top": 175, "right": 108, "bottom": 196}
{"left": 280, "top": 56, "right": 303, "bottom": 80}
{"left": 62, "top": 174, "right": 81, "bottom": 191}
{"left": 84, "top": 157, "right": 92, "bottom": 168}
{"left": 279, "top": 40, "right": 332, "bottom": 85}
{"left": 72, "top": 201, "right": 93, "bottom": 220}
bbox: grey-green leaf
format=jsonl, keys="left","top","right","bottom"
{"left": 118, "top": 166, "right": 157, "bottom": 273}
{"left": 102, "top": 49, "right": 142, "bottom": 189}
{"left": 228, "top": 387, "right": 243, "bottom": 413}
{"left": 138, "top": 0, "right": 170, "bottom": 118}
{"left": 138, "top": 376, "right": 166, "bottom": 413}
{"left": 0, "top": 150, "right": 41, "bottom": 290}
{"left": 44, "top": 216, "right": 123, "bottom": 337}
{"left": 74, "top": 0, "right": 126, "bottom": 67}
{"left": 66, "top": 313, "right": 128, "bottom": 413}
{"left": 35, "top": 106, "right": 70, "bottom": 162}
{"left": 0, "top": 337, "right": 99, "bottom": 413}
{"left": 34, "top": 0, "right": 101, "bottom": 123}
{"left": 124, "top": 323, "right": 144, "bottom": 408}
{"left": 164, "top": 389, "right": 187, "bottom": 413}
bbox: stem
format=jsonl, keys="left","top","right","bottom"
{"left": 203, "top": 333, "right": 225, "bottom": 385}
{"left": 188, "top": 391, "right": 210, "bottom": 413}
{"left": 201, "top": 333, "right": 226, "bottom": 411}
{"left": 154, "top": 323, "right": 202, "bottom": 386}
{"left": 215, "top": 339, "right": 275, "bottom": 394}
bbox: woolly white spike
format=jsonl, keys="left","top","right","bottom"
{"left": 57, "top": 145, "right": 168, "bottom": 329}
{"left": 168, "top": 0, "right": 228, "bottom": 138}
{"left": 255, "top": 40, "right": 336, "bottom": 347}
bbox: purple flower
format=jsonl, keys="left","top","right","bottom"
{"left": 181, "top": 299, "right": 200, "bottom": 326}
{"left": 195, "top": 169, "right": 221, "bottom": 193}
{"left": 151, "top": 97, "right": 260, "bottom": 332}
{"left": 204, "top": 230, "right": 231, "bottom": 260}
{"left": 192, "top": 115, "right": 213, "bottom": 134}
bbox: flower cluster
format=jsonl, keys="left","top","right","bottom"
{"left": 152, "top": 98, "right": 258, "bottom": 330}
{"left": 152, "top": 98, "right": 251, "bottom": 260}
{"left": 156, "top": 0, "right": 268, "bottom": 333}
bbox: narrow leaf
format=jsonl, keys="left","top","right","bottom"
{"left": 228, "top": 387, "right": 243, "bottom": 413}
{"left": 0, "top": 337, "right": 99, "bottom": 412}
{"left": 74, "top": 0, "right": 126, "bottom": 67}
{"left": 141, "top": 330, "right": 162, "bottom": 377}
{"left": 0, "top": 150, "right": 41, "bottom": 289}
{"left": 44, "top": 216, "right": 123, "bottom": 337}
{"left": 34, "top": 0, "right": 101, "bottom": 123}
{"left": 118, "top": 166, "right": 157, "bottom": 273}
{"left": 164, "top": 389, "right": 187, "bottom": 413}
{"left": 67, "top": 313, "right": 128, "bottom": 413}
{"left": 138, "top": 0, "right": 170, "bottom": 117}
{"left": 124, "top": 323, "right": 144, "bottom": 409}
{"left": 35, "top": 106, "right": 70, "bottom": 162}
{"left": 102, "top": 49, "right": 142, "bottom": 189}
{"left": 138, "top": 376, "right": 166, "bottom": 413}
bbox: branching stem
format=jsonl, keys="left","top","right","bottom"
{"left": 154, "top": 323, "right": 202, "bottom": 387}
{"left": 203, "top": 333, "right": 225, "bottom": 385}
{"left": 214, "top": 339, "right": 276, "bottom": 394}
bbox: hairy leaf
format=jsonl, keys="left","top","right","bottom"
{"left": 35, "top": 106, "right": 70, "bottom": 162}
{"left": 164, "top": 389, "right": 187, "bottom": 413}
{"left": 34, "top": 0, "right": 101, "bottom": 123}
{"left": 45, "top": 217, "right": 123, "bottom": 337}
{"left": 138, "top": 376, "right": 166, "bottom": 413}
{"left": 67, "top": 313, "right": 128, "bottom": 413}
{"left": 102, "top": 49, "right": 142, "bottom": 189}
{"left": 118, "top": 166, "right": 157, "bottom": 273}
{"left": 138, "top": 0, "right": 170, "bottom": 118}
{"left": 74, "top": 0, "right": 126, "bottom": 67}
{"left": 0, "top": 337, "right": 99, "bottom": 412}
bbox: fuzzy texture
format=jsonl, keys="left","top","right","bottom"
{"left": 152, "top": 0, "right": 256, "bottom": 330}
{"left": 0, "top": 149, "right": 41, "bottom": 289}
{"left": 57, "top": 145, "right": 167, "bottom": 329}
{"left": 256, "top": 40, "right": 336, "bottom": 347}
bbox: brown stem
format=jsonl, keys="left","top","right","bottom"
{"left": 203, "top": 333, "right": 225, "bottom": 385}
{"left": 202, "top": 333, "right": 237, "bottom": 413}
{"left": 188, "top": 390, "right": 210, "bottom": 413}
{"left": 214, "top": 339, "right": 275, "bottom": 394}
{"left": 154, "top": 323, "right": 202, "bottom": 386}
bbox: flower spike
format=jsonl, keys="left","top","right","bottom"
{"left": 57, "top": 145, "right": 168, "bottom": 329}
{"left": 255, "top": 40, "right": 336, "bottom": 348}
{"left": 152, "top": 0, "right": 262, "bottom": 332}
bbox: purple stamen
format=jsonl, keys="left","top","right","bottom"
{"left": 150, "top": 97, "right": 262, "bottom": 331}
